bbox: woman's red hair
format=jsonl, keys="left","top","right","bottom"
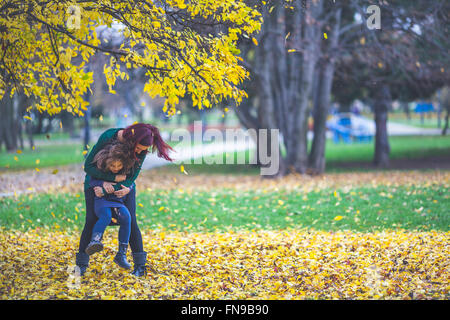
{"left": 122, "top": 123, "right": 174, "bottom": 162}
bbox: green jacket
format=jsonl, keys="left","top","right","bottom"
{"left": 83, "top": 128, "right": 146, "bottom": 192}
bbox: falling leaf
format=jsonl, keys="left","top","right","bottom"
{"left": 252, "top": 37, "right": 258, "bottom": 46}
{"left": 334, "top": 215, "right": 344, "bottom": 221}
{"left": 35, "top": 159, "right": 40, "bottom": 165}
{"left": 285, "top": 32, "right": 291, "bottom": 41}
{"left": 99, "top": 115, "right": 103, "bottom": 122}
{"left": 323, "top": 32, "right": 328, "bottom": 39}
{"left": 14, "top": 156, "right": 19, "bottom": 161}
{"left": 16, "top": 150, "right": 22, "bottom": 154}
{"left": 52, "top": 169, "right": 59, "bottom": 174}
{"left": 23, "top": 115, "right": 32, "bottom": 121}
{"left": 180, "top": 165, "right": 188, "bottom": 175}
{"left": 288, "top": 49, "right": 296, "bottom": 53}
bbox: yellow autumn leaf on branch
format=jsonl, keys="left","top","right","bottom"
{"left": 0, "top": 0, "right": 262, "bottom": 117}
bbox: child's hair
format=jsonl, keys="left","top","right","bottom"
{"left": 92, "top": 141, "right": 136, "bottom": 174}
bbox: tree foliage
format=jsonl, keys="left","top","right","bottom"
{"left": 0, "top": 0, "right": 262, "bottom": 117}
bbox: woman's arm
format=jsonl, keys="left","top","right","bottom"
{"left": 84, "top": 129, "right": 118, "bottom": 182}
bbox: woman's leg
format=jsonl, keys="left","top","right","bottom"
{"left": 123, "top": 187, "right": 144, "bottom": 253}
{"left": 123, "top": 186, "right": 147, "bottom": 276}
{"left": 116, "top": 207, "right": 131, "bottom": 244}
{"left": 78, "top": 188, "right": 98, "bottom": 253}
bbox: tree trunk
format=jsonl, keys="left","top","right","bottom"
{"left": 288, "top": 1, "right": 323, "bottom": 174}
{"left": 256, "top": 14, "right": 283, "bottom": 176}
{"left": 442, "top": 110, "right": 449, "bottom": 135}
{"left": 373, "top": 85, "right": 391, "bottom": 167}
{"left": 84, "top": 91, "right": 92, "bottom": 153}
{"left": 308, "top": 8, "right": 341, "bottom": 174}
{"left": 401, "top": 101, "right": 410, "bottom": 121}
{"left": 308, "top": 62, "right": 335, "bottom": 173}
{"left": 0, "top": 89, "right": 22, "bottom": 152}
{"left": 61, "top": 110, "right": 76, "bottom": 137}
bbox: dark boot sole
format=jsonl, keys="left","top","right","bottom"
{"left": 85, "top": 243, "right": 104, "bottom": 255}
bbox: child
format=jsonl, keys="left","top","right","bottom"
{"left": 85, "top": 141, "right": 136, "bottom": 270}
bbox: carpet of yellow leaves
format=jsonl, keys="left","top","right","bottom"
{"left": 1, "top": 167, "right": 448, "bottom": 195}
{"left": 1, "top": 228, "right": 448, "bottom": 299}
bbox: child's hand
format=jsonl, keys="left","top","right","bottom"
{"left": 114, "top": 185, "right": 130, "bottom": 198}
{"left": 115, "top": 175, "right": 126, "bottom": 182}
{"left": 103, "top": 181, "right": 116, "bottom": 193}
{"left": 93, "top": 186, "right": 104, "bottom": 197}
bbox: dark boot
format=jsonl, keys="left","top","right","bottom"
{"left": 131, "top": 252, "right": 147, "bottom": 277}
{"left": 114, "top": 242, "right": 131, "bottom": 269}
{"left": 85, "top": 232, "right": 104, "bottom": 255}
{"left": 75, "top": 252, "right": 89, "bottom": 276}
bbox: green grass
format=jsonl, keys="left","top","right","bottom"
{"left": 1, "top": 184, "right": 448, "bottom": 233}
{"left": 387, "top": 112, "right": 442, "bottom": 129}
{"left": 324, "top": 135, "right": 450, "bottom": 163}
{"left": 2, "top": 134, "right": 449, "bottom": 171}
{"left": 165, "top": 135, "right": 450, "bottom": 175}
{"left": 0, "top": 144, "right": 85, "bottom": 171}
{"left": 0, "top": 139, "right": 210, "bottom": 171}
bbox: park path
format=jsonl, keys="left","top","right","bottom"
{"left": 0, "top": 136, "right": 256, "bottom": 197}
{"left": 348, "top": 115, "right": 442, "bottom": 135}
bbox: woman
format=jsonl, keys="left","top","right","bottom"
{"left": 75, "top": 123, "right": 174, "bottom": 277}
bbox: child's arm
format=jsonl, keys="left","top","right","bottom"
{"left": 89, "top": 178, "right": 107, "bottom": 197}
{"left": 112, "top": 152, "right": 146, "bottom": 191}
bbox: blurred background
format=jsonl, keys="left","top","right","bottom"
{"left": 1, "top": 0, "right": 449, "bottom": 176}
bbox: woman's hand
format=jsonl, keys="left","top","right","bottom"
{"left": 103, "top": 181, "right": 116, "bottom": 194}
{"left": 115, "top": 174, "right": 126, "bottom": 182}
{"left": 114, "top": 185, "right": 130, "bottom": 198}
{"left": 93, "top": 186, "right": 104, "bottom": 197}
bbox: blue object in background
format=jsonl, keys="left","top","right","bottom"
{"left": 414, "top": 103, "right": 434, "bottom": 113}
{"left": 327, "top": 113, "right": 373, "bottom": 144}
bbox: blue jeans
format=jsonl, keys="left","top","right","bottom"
{"left": 92, "top": 206, "right": 131, "bottom": 243}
